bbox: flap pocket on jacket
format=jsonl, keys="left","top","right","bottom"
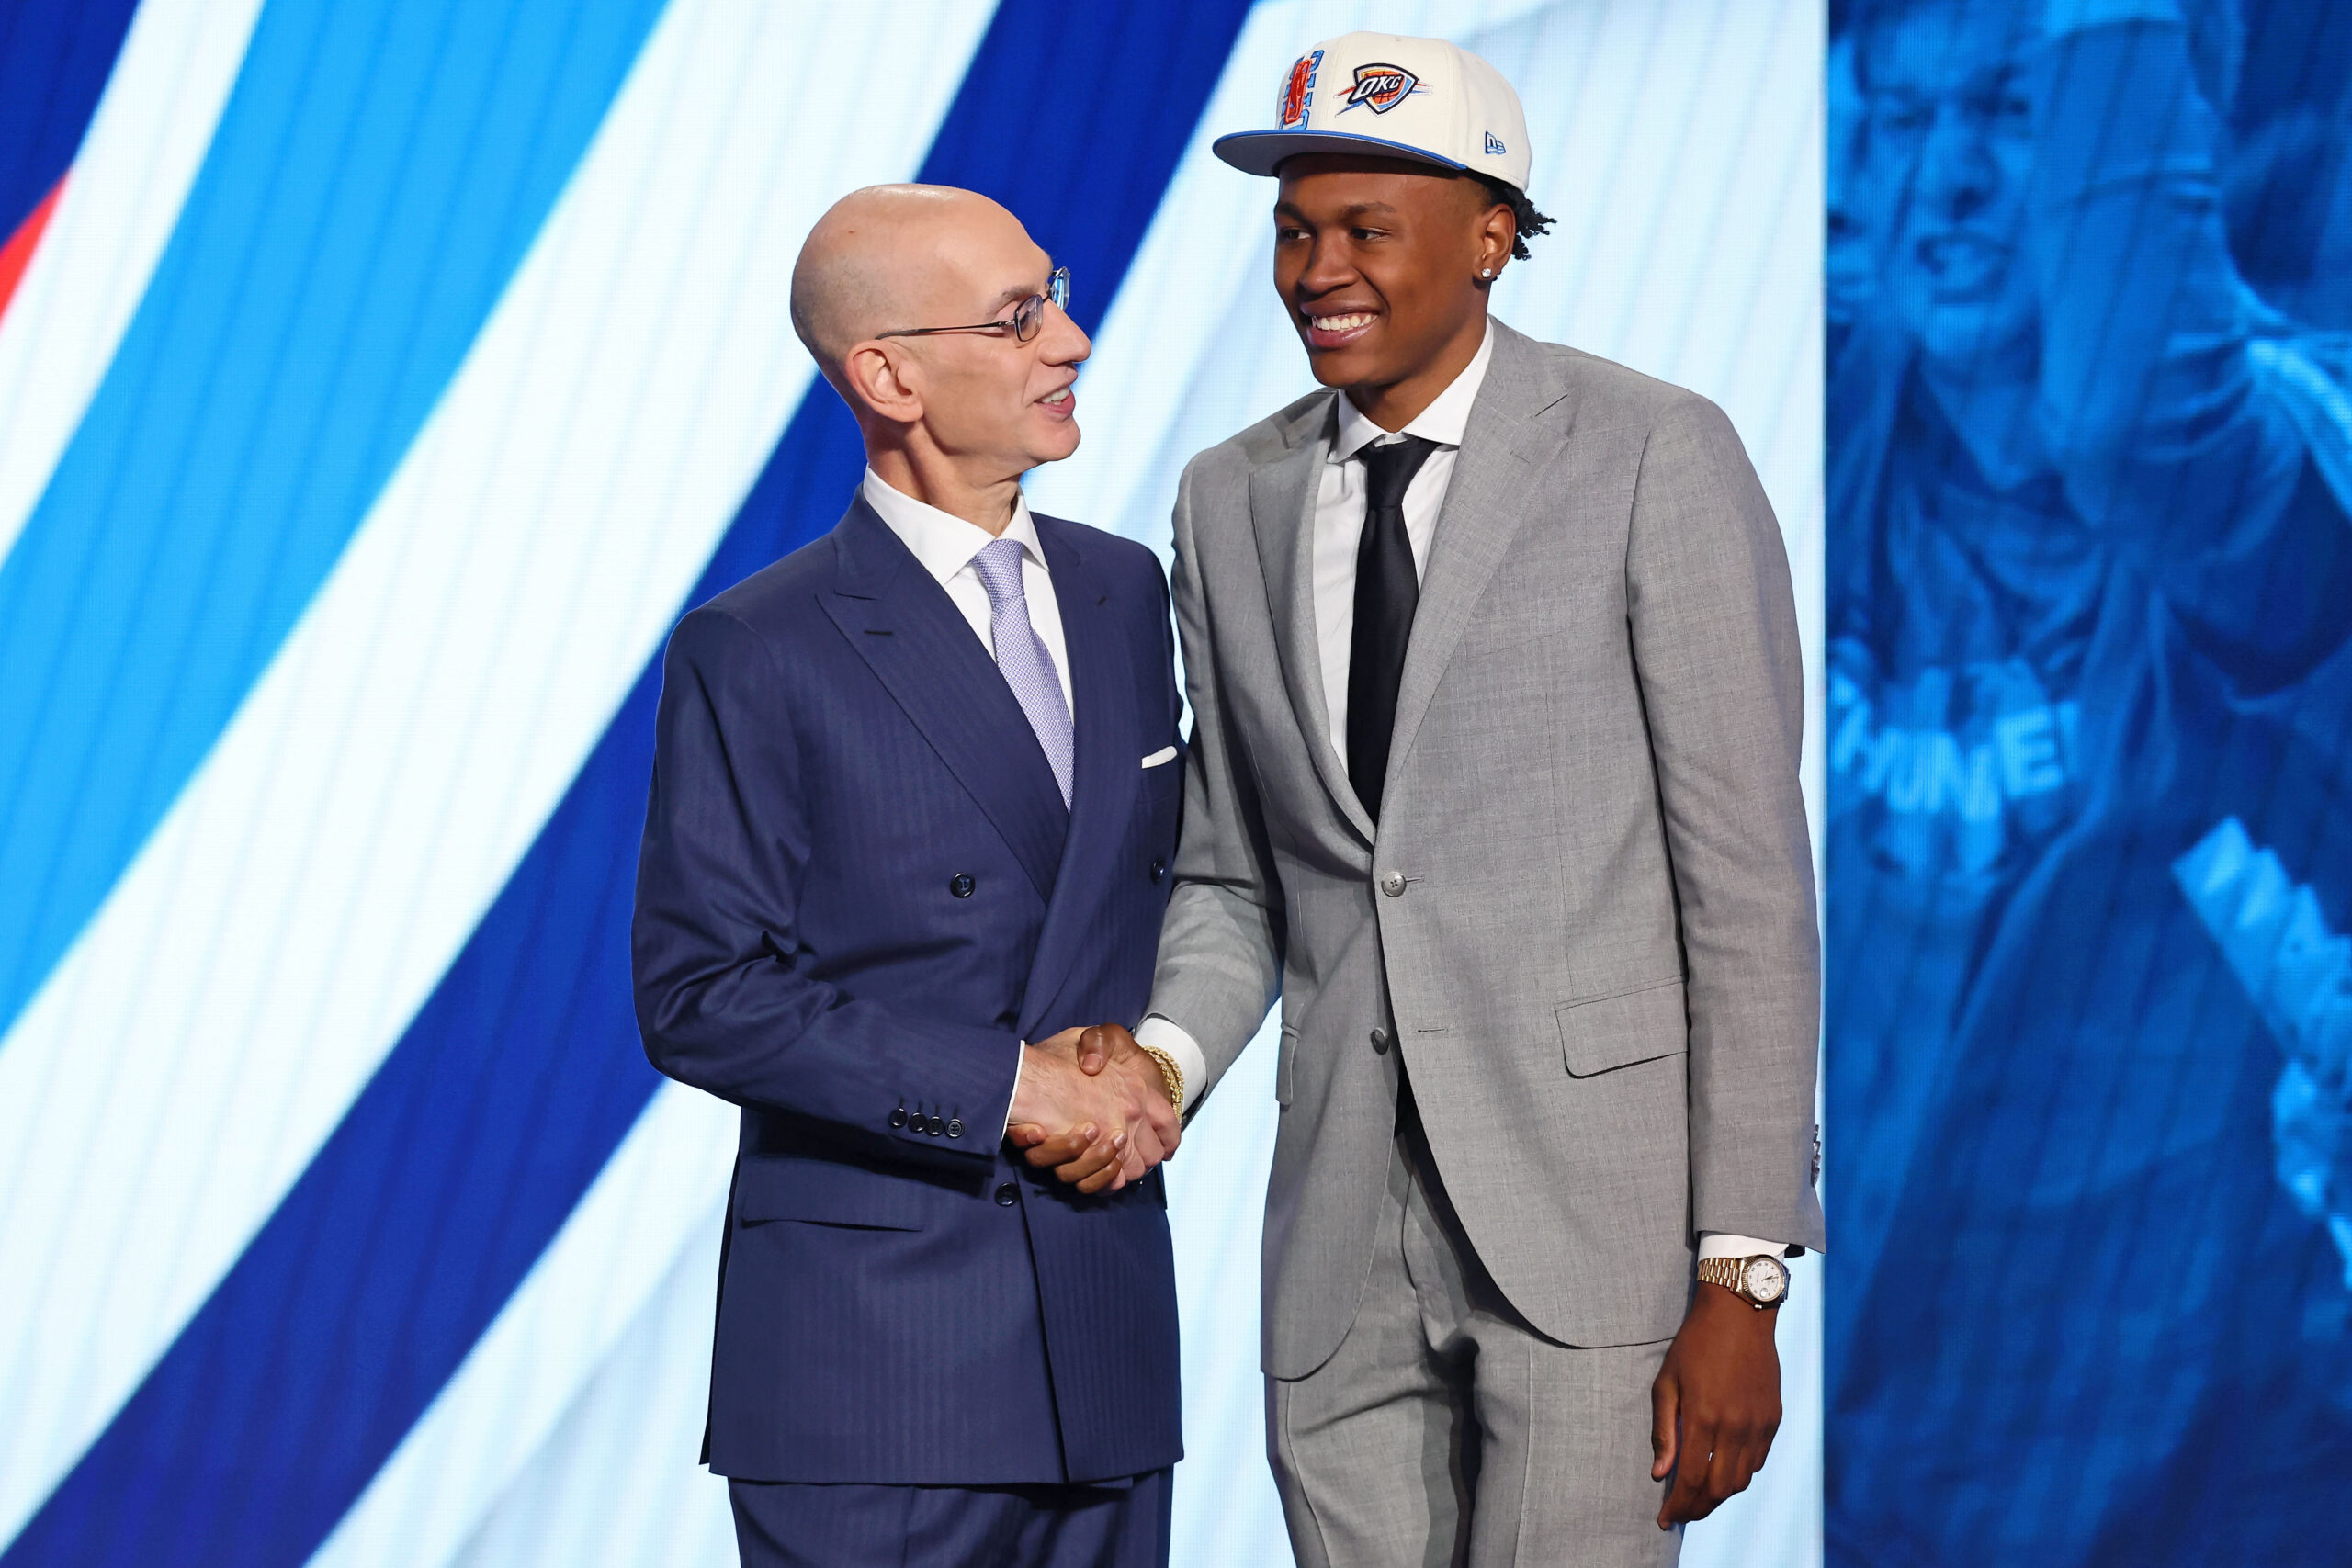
{"left": 733, "top": 1155, "right": 933, "bottom": 1232}
{"left": 1556, "top": 977, "right": 1688, "bottom": 1078}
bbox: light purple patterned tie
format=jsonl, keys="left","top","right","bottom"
{"left": 971, "top": 536, "right": 1073, "bottom": 808}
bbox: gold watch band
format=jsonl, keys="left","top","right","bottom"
{"left": 1697, "top": 1255, "right": 1778, "bottom": 1307}
{"left": 1136, "top": 1043, "right": 1186, "bottom": 1115}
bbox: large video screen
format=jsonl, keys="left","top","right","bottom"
{"left": 1825, "top": 2, "right": 2352, "bottom": 1562}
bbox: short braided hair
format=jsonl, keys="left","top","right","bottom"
{"left": 1466, "top": 172, "right": 1555, "bottom": 261}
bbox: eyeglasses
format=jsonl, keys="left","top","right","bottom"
{"left": 876, "top": 267, "right": 1071, "bottom": 344}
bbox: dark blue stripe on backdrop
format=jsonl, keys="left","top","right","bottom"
{"left": 2, "top": 2, "right": 1253, "bottom": 1562}
{"left": 0, "top": 0, "right": 141, "bottom": 238}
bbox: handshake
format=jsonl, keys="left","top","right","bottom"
{"left": 1004, "top": 1024, "right": 1181, "bottom": 1195}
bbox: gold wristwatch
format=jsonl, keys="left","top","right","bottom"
{"left": 1697, "top": 1254, "right": 1790, "bottom": 1309}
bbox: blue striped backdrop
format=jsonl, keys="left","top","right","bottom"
{"left": 0, "top": 3, "right": 1826, "bottom": 1563}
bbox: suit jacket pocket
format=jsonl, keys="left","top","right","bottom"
{"left": 732, "top": 1154, "right": 933, "bottom": 1231}
{"left": 1556, "top": 977, "right": 1689, "bottom": 1078}
{"left": 1276, "top": 1024, "right": 1298, "bottom": 1106}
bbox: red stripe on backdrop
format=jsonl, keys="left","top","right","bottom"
{"left": 0, "top": 177, "right": 65, "bottom": 321}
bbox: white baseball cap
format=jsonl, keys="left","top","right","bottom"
{"left": 1213, "top": 33, "right": 1532, "bottom": 195}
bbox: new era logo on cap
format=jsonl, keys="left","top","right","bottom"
{"left": 1214, "top": 31, "right": 1534, "bottom": 196}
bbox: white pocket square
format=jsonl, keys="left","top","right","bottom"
{"left": 1141, "top": 745, "right": 1179, "bottom": 769}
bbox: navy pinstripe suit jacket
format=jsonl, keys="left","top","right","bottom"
{"left": 632, "top": 495, "right": 1185, "bottom": 1485}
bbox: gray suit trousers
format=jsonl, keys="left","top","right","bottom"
{"left": 1269, "top": 1092, "right": 1680, "bottom": 1568}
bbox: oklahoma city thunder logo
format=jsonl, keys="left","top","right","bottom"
{"left": 1277, "top": 49, "right": 1322, "bottom": 129}
{"left": 1340, "top": 62, "right": 1421, "bottom": 115}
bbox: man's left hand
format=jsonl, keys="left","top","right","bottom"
{"left": 1650, "top": 1280, "right": 1782, "bottom": 1529}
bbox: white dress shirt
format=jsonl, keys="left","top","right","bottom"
{"left": 1312, "top": 321, "right": 1495, "bottom": 761}
{"left": 861, "top": 468, "right": 1072, "bottom": 713}
{"left": 862, "top": 468, "right": 1071, "bottom": 1130}
{"left": 1136, "top": 331, "right": 1788, "bottom": 1267}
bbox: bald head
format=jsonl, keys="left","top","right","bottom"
{"left": 788, "top": 184, "right": 1088, "bottom": 512}
{"left": 790, "top": 185, "right": 1027, "bottom": 393}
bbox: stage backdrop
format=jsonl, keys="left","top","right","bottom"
{"left": 1825, "top": 0, "right": 2352, "bottom": 1563}
{"left": 0, "top": 2, "right": 1824, "bottom": 1564}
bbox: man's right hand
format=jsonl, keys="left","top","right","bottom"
{"left": 1005, "top": 1027, "right": 1179, "bottom": 1195}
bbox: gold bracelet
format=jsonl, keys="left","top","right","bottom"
{"left": 1136, "top": 1043, "right": 1186, "bottom": 1116}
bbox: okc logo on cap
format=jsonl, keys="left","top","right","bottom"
{"left": 1340, "top": 62, "right": 1420, "bottom": 115}
{"left": 1277, "top": 49, "right": 1323, "bottom": 130}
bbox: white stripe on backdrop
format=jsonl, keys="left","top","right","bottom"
{"left": 308, "top": 1083, "right": 740, "bottom": 1568}
{"left": 439, "top": 1167, "right": 742, "bottom": 1568}
{"left": 0, "top": 0, "right": 267, "bottom": 570}
{"left": 1030, "top": 0, "right": 1826, "bottom": 1561}
{"left": 0, "top": 0, "right": 994, "bottom": 1551}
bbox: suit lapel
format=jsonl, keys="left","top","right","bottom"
{"left": 820, "top": 497, "right": 1067, "bottom": 903}
{"left": 1383, "top": 326, "right": 1572, "bottom": 805}
{"left": 1250, "top": 396, "right": 1376, "bottom": 845}
{"left": 1019, "top": 518, "right": 1132, "bottom": 1034}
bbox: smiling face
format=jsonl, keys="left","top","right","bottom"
{"left": 1272, "top": 154, "right": 1512, "bottom": 418}
{"left": 879, "top": 206, "right": 1088, "bottom": 476}
{"left": 1862, "top": 0, "right": 2041, "bottom": 373}
{"left": 797, "top": 186, "right": 1089, "bottom": 491}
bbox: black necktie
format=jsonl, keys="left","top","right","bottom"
{"left": 1347, "top": 435, "right": 1438, "bottom": 820}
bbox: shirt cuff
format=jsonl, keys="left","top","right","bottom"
{"left": 1002, "top": 1037, "right": 1026, "bottom": 1139}
{"left": 1134, "top": 1014, "right": 1208, "bottom": 1114}
{"left": 1698, "top": 1233, "right": 1793, "bottom": 1261}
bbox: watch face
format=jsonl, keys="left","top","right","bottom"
{"left": 1742, "top": 1258, "right": 1788, "bottom": 1303}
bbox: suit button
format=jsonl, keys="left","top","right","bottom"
{"left": 1379, "top": 870, "right": 1406, "bottom": 897}
{"left": 888, "top": 1107, "right": 908, "bottom": 1129}
{"left": 926, "top": 1115, "right": 944, "bottom": 1135}
{"left": 1149, "top": 858, "right": 1167, "bottom": 884}
{"left": 946, "top": 1118, "right": 964, "bottom": 1139}
{"left": 950, "top": 873, "right": 976, "bottom": 898}
{"left": 1369, "top": 1027, "right": 1390, "bottom": 1053}
{"left": 995, "top": 1182, "right": 1019, "bottom": 1207}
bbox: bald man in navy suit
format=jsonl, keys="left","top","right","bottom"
{"left": 632, "top": 186, "right": 1191, "bottom": 1568}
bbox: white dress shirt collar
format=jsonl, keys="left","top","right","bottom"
{"left": 1329, "top": 319, "right": 1496, "bottom": 464}
{"left": 860, "top": 467, "right": 1047, "bottom": 583}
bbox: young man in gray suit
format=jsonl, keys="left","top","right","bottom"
{"left": 1076, "top": 31, "right": 1824, "bottom": 1564}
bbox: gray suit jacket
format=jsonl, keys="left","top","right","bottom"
{"left": 1151, "top": 321, "right": 1825, "bottom": 1378}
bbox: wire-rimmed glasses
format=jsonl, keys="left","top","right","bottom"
{"left": 875, "top": 267, "right": 1070, "bottom": 344}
